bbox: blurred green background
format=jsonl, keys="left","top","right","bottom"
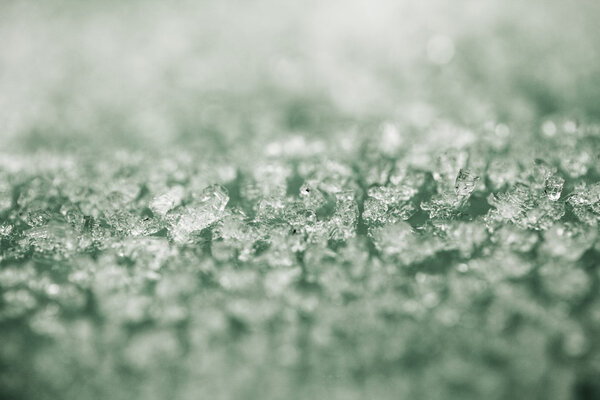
{"left": 1, "top": 0, "right": 600, "bottom": 152}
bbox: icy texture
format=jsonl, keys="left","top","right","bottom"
{"left": 1, "top": 124, "right": 600, "bottom": 400}
{"left": 3, "top": 0, "right": 600, "bottom": 395}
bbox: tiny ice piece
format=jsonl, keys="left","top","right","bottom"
{"left": 299, "top": 181, "right": 326, "bottom": 210}
{"left": 171, "top": 185, "right": 229, "bottom": 244}
{"left": 544, "top": 175, "right": 564, "bottom": 201}
{"left": 150, "top": 186, "right": 185, "bottom": 216}
{"left": 454, "top": 169, "right": 479, "bottom": 198}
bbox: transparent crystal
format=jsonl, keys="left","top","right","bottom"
{"left": 362, "top": 197, "right": 388, "bottom": 225}
{"left": 433, "top": 150, "right": 468, "bottom": 191}
{"left": 170, "top": 185, "right": 229, "bottom": 244}
{"left": 421, "top": 193, "right": 461, "bottom": 220}
{"left": 368, "top": 185, "right": 414, "bottom": 203}
{"left": 328, "top": 190, "right": 358, "bottom": 241}
{"left": 530, "top": 159, "right": 556, "bottom": 189}
{"left": 454, "top": 169, "right": 479, "bottom": 198}
{"left": 544, "top": 175, "right": 564, "bottom": 201}
{"left": 256, "top": 195, "right": 286, "bottom": 221}
{"left": 567, "top": 182, "right": 600, "bottom": 225}
{"left": 299, "top": 181, "right": 327, "bottom": 210}
{"left": 150, "top": 185, "right": 185, "bottom": 216}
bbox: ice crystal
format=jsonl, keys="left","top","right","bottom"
{"left": 544, "top": 175, "right": 564, "bottom": 201}
{"left": 454, "top": 169, "right": 480, "bottom": 198}
{"left": 150, "top": 185, "right": 185, "bottom": 216}
{"left": 170, "top": 185, "right": 229, "bottom": 244}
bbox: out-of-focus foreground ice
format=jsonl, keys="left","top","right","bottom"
{"left": 1, "top": 1, "right": 600, "bottom": 399}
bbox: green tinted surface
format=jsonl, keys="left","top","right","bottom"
{"left": 1, "top": 1, "right": 600, "bottom": 399}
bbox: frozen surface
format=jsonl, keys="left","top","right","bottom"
{"left": 1, "top": 1, "right": 600, "bottom": 400}
{"left": 1, "top": 120, "right": 599, "bottom": 400}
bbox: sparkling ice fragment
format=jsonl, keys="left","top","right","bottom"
{"left": 455, "top": 169, "right": 479, "bottom": 198}
{"left": 150, "top": 185, "right": 185, "bottom": 216}
{"left": 544, "top": 175, "right": 564, "bottom": 201}
{"left": 170, "top": 185, "right": 229, "bottom": 244}
{"left": 299, "top": 181, "right": 327, "bottom": 210}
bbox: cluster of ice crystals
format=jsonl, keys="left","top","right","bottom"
{"left": 486, "top": 182, "right": 565, "bottom": 230}
{"left": 567, "top": 182, "right": 600, "bottom": 225}
{"left": 363, "top": 185, "right": 416, "bottom": 226}
{"left": 1, "top": 118, "right": 599, "bottom": 400}
{"left": 421, "top": 192, "right": 462, "bottom": 220}
{"left": 169, "top": 185, "right": 229, "bottom": 244}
